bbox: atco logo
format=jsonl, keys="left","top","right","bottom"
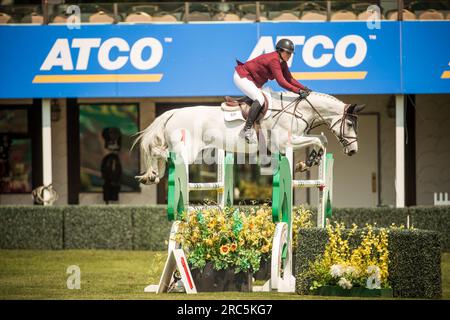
{"left": 33, "top": 37, "right": 164, "bottom": 84}
{"left": 251, "top": 36, "right": 369, "bottom": 80}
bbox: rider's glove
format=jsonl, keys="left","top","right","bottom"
{"left": 298, "top": 88, "right": 310, "bottom": 99}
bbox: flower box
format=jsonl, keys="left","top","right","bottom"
{"left": 190, "top": 262, "right": 253, "bottom": 292}
{"left": 311, "top": 285, "right": 393, "bottom": 298}
{"left": 254, "top": 253, "right": 297, "bottom": 281}
{"left": 253, "top": 257, "right": 271, "bottom": 281}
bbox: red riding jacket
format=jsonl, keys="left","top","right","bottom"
{"left": 235, "top": 51, "right": 305, "bottom": 93}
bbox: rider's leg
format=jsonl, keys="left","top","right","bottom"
{"left": 245, "top": 100, "right": 263, "bottom": 130}
{"left": 233, "top": 72, "right": 265, "bottom": 144}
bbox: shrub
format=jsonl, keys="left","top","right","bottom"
{"left": 295, "top": 227, "right": 442, "bottom": 298}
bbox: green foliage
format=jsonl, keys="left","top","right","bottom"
{"left": 332, "top": 207, "right": 410, "bottom": 228}
{"left": 0, "top": 205, "right": 171, "bottom": 250}
{"left": 63, "top": 205, "right": 134, "bottom": 249}
{"left": 331, "top": 206, "right": 450, "bottom": 251}
{"left": 0, "top": 206, "right": 64, "bottom": 249}
{"left": 0, "top": 205, "right": 449, "bottom": 254}
{"left": 133, "top": 205, "right": 172, "bottom": 251}
{"left": 175, "top": 205, "right": 275, "bottom": 273}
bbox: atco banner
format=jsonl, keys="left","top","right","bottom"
{"left": 258, "top": 22, "right": 401, "bottom": 94}
{"left": 0, "top": 21, "right": 448, "bottom": 98}
{"left": 402, "top": 21, "right": 450, "bottom": 94}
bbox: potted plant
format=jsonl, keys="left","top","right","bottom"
{"left": 175, "top": 205, "right": 275, "bottom": 292}
{"left": 307, "top": 223, "right": 393, "bottom": 297}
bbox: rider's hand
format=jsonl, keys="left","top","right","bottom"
{"left": 298, "top": 88, "right": 310, "bottom": 99}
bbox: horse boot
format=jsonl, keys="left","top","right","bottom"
{"left": 295, "top": 149, "right": 318, "bottom": 173}
{"left": 305, "top": 149, "right": 318, "bottom": 167}
{"left": 313, "top": 148, "right": 324, "bottom": 166}
{"left": 303, "top": 148, "right": 324, "bottom": 169}
{"left": 239, "top": 100, "right": 262, "bottom": 144}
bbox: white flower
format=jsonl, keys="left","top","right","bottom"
{"left": 330, "top": 264, "right": 344, "bottom": 278}
{"left": 367, "top": 265, "right": 381, "bottom": 276}
{"left": 366, "top": 265, "right": 381, "bottom": 289}
{"left": 344, "top": 265, "right": 359, "bottom": 277}
{"left": 338, "top": 277, "right": 353, "bottom": 290}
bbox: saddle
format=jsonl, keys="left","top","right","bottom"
{"left": 221, "top": 91, "right": 272, "bottom": 149}
{"left": 222, "top": 93, "right": 270, "bottom": 123}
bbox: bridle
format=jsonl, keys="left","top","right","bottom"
{"left": 268, "top": 93, "right": 359, "bottom": 149}
{"left": 307, "top": 100, "right": 359, "bottom": 148}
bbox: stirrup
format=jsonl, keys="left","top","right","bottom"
{"left": 239, "top": 128, "right": 257, "bottom": 144}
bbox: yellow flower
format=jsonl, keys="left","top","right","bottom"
{"left": 207, "top": 220, "right": 216, "bottom": 229}
{"left": 230, "top": 243, "right": 237, "bottom": 252}
{"left": 220, "top": 245, "right": 230, "bottom": 255}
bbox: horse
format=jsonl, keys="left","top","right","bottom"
{"left": 133, "top": 89, "right": 365, "bottom": 184}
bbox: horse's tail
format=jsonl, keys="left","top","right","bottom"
{"left": 132, "top": 109, "right": 175, "bottom": 166}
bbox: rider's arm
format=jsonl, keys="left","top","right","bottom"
{"left": 269, "top": 59, "right": 302, "bottom": 93}
{"left": 281, "top": 63, "right": 306, "bottom": 91}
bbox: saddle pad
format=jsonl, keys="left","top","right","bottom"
{"left": 222, "top": 106, "right": 245, "bottom": 122}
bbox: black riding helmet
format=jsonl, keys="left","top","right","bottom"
{"left": 276, "top": 38, "right": 295, "bottom": 54}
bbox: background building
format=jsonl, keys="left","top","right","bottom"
{"left": 0, "top": 0, "right": 449, "bottom": 208}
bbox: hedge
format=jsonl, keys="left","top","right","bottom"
{"left": 295, "top": 228, "right": 442, "bottom": 299}
{"left": 0, "top": 206, "right": 64, "bottom": 249}
{"left": 133, "top": 205, "right": 173, "bottom": 251}
{"left": 0, "top": 205, "right": 171, "bottom": 250}
{"left": 0, "top": 205, "right": 449, "bottom": 251}
{"left": 63, "top": 206, "right": 134, "bottom": 250}
{"left": 331, "top": 207, "right": 410, "bottom": 228}
{"left": 319, "top": 206, "right": 449, "bottom": 251}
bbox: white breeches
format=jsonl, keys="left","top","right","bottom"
{"left": 233, "top": 72, "right": 265, "bottom": 105}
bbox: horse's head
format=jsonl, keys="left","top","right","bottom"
{"left": 270, "top": 91, "right": 365, "bottom": 156}
{"left": 329, "top": 103, "right": 365, "bottom": 156}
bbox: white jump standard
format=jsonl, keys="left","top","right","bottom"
{"left": 254, "top": 138, "right": 333, "bottom": 293}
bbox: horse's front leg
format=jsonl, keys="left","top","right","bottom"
{"left": 290, "top": 135, "right": 327, "bottom": 172}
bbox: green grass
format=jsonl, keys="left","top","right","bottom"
{"left": 0, "top": 250, "right": 448, "bottom": 300}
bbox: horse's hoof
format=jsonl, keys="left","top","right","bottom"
{"left": 135, "top": 175, "right": 146, "bottom": 184}
{"left": 295, "top": 161, "right": 310, "bottom": 173}
{"left": 135, "top": 175, "right": 150, "bottom": 185}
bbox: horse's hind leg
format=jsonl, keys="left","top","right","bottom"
{"left": 136, "top": 157, "right": 163, "bottom": 185}
{"left": 157, "top": 158, "right": 166, "bottom": 180}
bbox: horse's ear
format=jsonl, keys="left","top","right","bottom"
{"left": 348, "top": 104, "right": 365, "bottom": 114}
{"left": 354, "top": 104, "right": 366, "bottom": 114}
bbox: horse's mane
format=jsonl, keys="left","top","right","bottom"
{"left": 271, "top": 90, "right": 344, "bottom": 105}
{"left": 309, "top": 92, "right": 344, "bottom": 104}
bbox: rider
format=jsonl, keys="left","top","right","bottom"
{"left": 234, "top": 38, "right": 311, "bottom": 144}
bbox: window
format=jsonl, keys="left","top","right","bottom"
{"left": 78, "top": 103, "right": 140, "bottom": 192}
{"left": 234, "top": 156, "right": 272, "bottom": 205}
{"left": 0, "top": 107, "right": 33, "bottom": 193}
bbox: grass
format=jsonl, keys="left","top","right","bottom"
{"left": 0, "top": 250, "right": 448, "bottom": 300}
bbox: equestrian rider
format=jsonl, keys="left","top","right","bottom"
{"left": 234, "top": 38, "right": 311, "bottom": 144}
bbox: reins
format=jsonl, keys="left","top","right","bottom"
{"left": 268, "top": 93, "right": 359, "bottom": 148}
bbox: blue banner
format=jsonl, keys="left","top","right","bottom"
{"left": 258, "top": 22, "right": 401, "bottom": 94}
{"left": 402, "top": 21, "right": 450, "bottom": 94}
{"left": 0, "top": 21, "right": 448, "bottom": 98}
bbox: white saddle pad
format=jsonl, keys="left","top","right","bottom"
{"left": 222, "top": 88, "right": 273, "bottom": 122}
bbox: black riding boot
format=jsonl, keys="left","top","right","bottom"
{"left": 240, "top": 100, "right": 263, "bottom": 144}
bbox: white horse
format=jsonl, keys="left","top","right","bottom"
{"left": 134, "top": 89, "right": 365, "bottom": 184}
